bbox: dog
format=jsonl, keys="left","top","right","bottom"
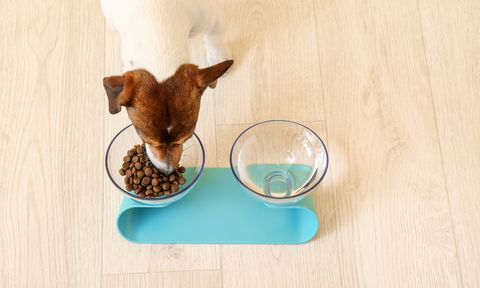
{"left": 102, "top": 0, "right": 233, "bottom": 175}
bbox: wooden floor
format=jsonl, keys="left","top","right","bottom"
{"left": 1, "top": 0, "right": 479, "bottom": 287}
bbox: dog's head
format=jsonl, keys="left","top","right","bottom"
{"left": 104, "top": 60, "right": 233, "bottom": 175}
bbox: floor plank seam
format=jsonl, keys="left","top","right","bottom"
{"left": 102, "top": 268, "right": 223, "bottom": 277}
{"left": 414, "top": 1, "right": 465, "bottom": 287}
{"left": 311, "top": 0, "right": 345, "bottom": 287}
{"left": 101, "top": 21, "right": 107, "bottom": 283}
{"left": 216, "top": 120, "right": 328, "bottom": 128}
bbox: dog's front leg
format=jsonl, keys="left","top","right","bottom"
{"left": 190, "top": 0, "right": 232, "bottom": 67}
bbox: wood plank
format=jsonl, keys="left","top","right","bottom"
{"left": 163, "top": 270, "right": 222, "bottom": 288}
{"left": 217, "top": 122, "right": 342, "bottom": 288}
{"left": 102, "top": 270, "right": 221, "bottom": 288}
{"left": 0, "top": 0, "right": 105, "bottom": 287}
{"left": 215, "top": 0, "right": 325, "bottom": 125}
{"left": 314, "top": 0, "right": 462, "bottom": 287}
{"left": 102, "top": 29, "right": 220, "bottom": 274}
{"left": 102, "top": 273, "right": 164, "bottom": 288}
{"left": 418, "top": 0, "right": 480, "bottom": 287}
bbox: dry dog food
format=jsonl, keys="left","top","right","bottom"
{"left": 119, "top": 143, "right": 188, "bottom": 198}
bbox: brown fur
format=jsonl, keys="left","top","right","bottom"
{"left": 103, "top": 60, "right": 233, "bottom": 173}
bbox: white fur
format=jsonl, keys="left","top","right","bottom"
{"left": 101, "top": 0, "right": 232, "bottom": 83}
{"left": 145, "top": 143, "right": 173, "bottom": 174}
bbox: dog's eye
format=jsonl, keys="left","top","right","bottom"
{"left": 144, "top": 141, "right": 164, "bottom": 149}
{"left": 152, "top": 143, "right": 166, "bottom": 149}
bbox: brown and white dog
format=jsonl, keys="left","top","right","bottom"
{"left": 102, "top": 0, "right": 233, "bottom": 175}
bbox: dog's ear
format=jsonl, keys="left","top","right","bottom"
{"left": 103, "top": 72, "right": 136, "bottom": 114}
{"left": 187, "top": 60, "right": 233, "bottom": 90}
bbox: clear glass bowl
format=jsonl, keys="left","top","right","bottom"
{"left": 230, "top": 120, "right": 328, "bottom": 205}
{"left": 106, "top": 124, "right": 205, "bottom": 206}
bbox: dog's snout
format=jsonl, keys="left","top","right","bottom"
{"left": 145, "top": 143, "right": 178, "bottom": 175}
{"left": 155, "top": 163, "right": 176, "bottom": 176}
{"left": 149, "top": 156, "right": 175, "bottom": 175}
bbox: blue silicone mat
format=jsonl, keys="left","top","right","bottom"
{"left": 116, "top": 168, "right": 319, "bottom": 244}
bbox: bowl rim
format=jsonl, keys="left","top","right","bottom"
{"left": 105, "top": 124, "right": 205, "bottom": 201}
{"left": 229, "top": 120, "right": 329, "bottom": 201}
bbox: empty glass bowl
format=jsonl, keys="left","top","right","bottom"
{"left": 230, "top": 120, "right": 328, "bottom": 205}
{"left": 106, "top": 124, "right": 205, "bottom": 206}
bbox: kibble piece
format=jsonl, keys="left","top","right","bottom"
{"left": 147, "top": 195, "right": 155, "bottom": 199}
{"left": 134, "top": 144, "right": 140, "bottom": 149}
{"left": 164, "top": 190, "right": 172, "bottom": 196}
{"left": 138, "top": 192, "right": 146, "bottom": 198}
{"left": 133, "top": 156, "right": 139, "bottom": 163}
{"left": 176, "top": 171, "right": 183, "bottom": 178}
{"left": 136, "top": 147, "right": 144, "bottom": 154}
{"left": 135, "top": 162, "right": 142, "bottom": 170}
{"left": 171, "top": 185, "right": 179, "bottom": 193}
{"left": 133, "top": 184, "right": 138, "bottom": 189}
{"left": 126, "top": 169, "right": 133, "bottom": 177}
{"left": 154, "top": 192, "right": 158, "bottom": 197}
{"left": 133, "top": 177, "right": 141, "bottom": 185}
{"left": 152, "top": 173, "right": 160, "bottom": 179}
{"left": 129, "top": 163, "right": 135, "bottom": 168}
{"left": 162, "top": 182, "right": 170, "bottom": 191}
{"left": 123, "top": 156, "right": 131, "bottom": 163}
{"left": 178, "top": 166, "right": 186, "bottom": 173}
{"left": 145, "top": 161, "right": 152, "bottom": 168}
{"left": 124, "top": 177, "right": 132, "bottom": 185}
{"left": 145, "top": 168, "right": 153, "bottom": 177}
{"left": 147, "top": 184, "right": 153, "bottom": 190}
{"left": 119, "top": 169, "right": 126, "bottom": 176}
{"left": 152, "top": 168, "right": 159, "bottom": 174}
{"left": 153, "top": 186, "right": 162, "bottom": 193}
{"left": 122, "top": 163, "right": 130, "bottom": 170}
{"left": 178, "top": 177, "right": 186, "bottom": 185}
{"left": 141, "top": 177, "right": 151, "bottom": 186}
{"left": 134, "top": 187, "right": 142, "bottom": 195}
{"left": 145, "top": 189, "right": 154, "bottom": 196}
{"left": 169, "top": 175, "right": 176, "bottom": 182}
{"left": 172, "top": 181, "right": 178, "bottom": 186}
{"left": 162, "top": 176, "right": 169, "bottom": 182}
{"left": 158, "top": 191, "right": 164, "bottom": 197}
{"left": 127, "top": 150, "right": 135, "bottom": 157}
{"left": 152, "top": 178, "right": 160, "bottom": 186}
{"left": 125, "top": 184, "right": 133, "bottom": 191}
{"left": 136, "top": 170, "right": 144, "bottom": 178}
